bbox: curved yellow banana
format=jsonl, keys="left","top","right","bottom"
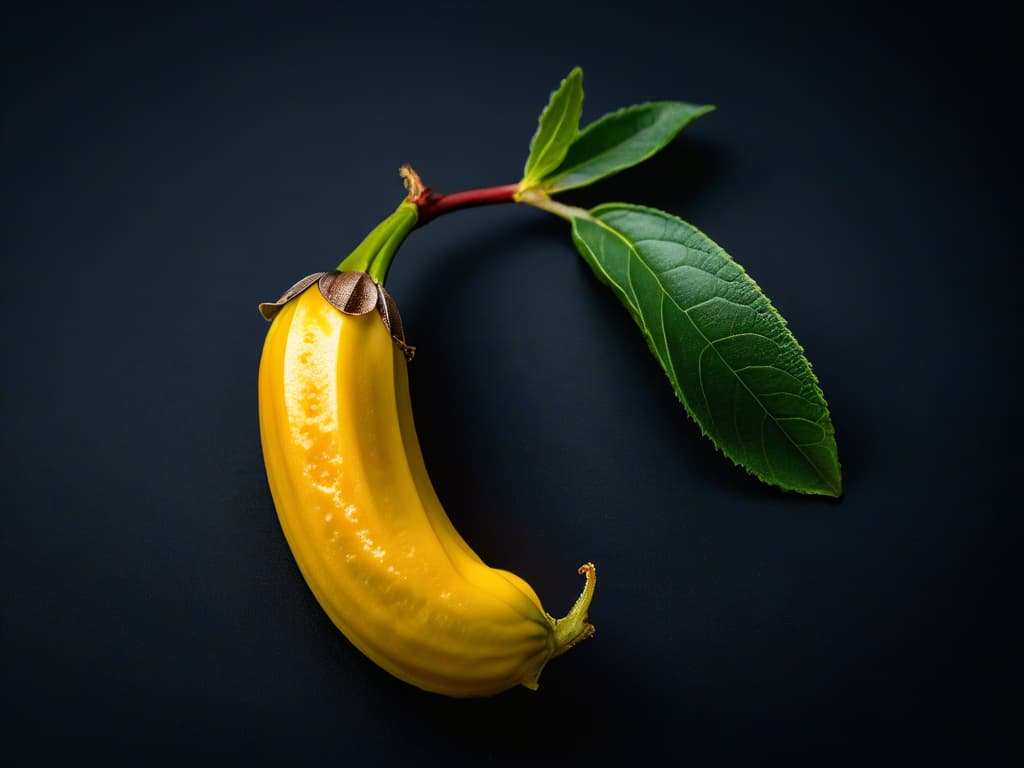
{"left": 258, "top": 273, "right": 595, "bottom": 697}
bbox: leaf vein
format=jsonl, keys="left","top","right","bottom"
{"left": 681, "top": 295, "right": 750, "bottom": 316}
{"left": 592, "top": 214, "right": 833, "bottom": 489}
{"left": 659, "top": 292, "right": 683, "bottom": 397}
{"left": 696, "top": 338, "right": 718, "bottom": 433}
{"left": 579, "top": 228, "right": 640, "bottom": 317}
{"left": 710, "top": 331, "right": 779, "bottom": 347}
{"left": 532, "top": 98, "right": 572, "bottom": 174}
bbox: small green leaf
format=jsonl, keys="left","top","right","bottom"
{"left": 571, "top": 204, "right": 841, "bottom": 496}
{"left": 543, "top": 102, "right": 714, "bottom": 193}
{"left": 522, "top": 67, "right": 584, "bottom": 187}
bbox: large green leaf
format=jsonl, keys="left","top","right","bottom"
{"left": 571, "top": 204, "right": 841, "bottom": 496}
{"left": 542, "top": 102, "right": 714, "bottom": 193}
{"left": 521, "top": 68, "right": 584, "bottom": 187}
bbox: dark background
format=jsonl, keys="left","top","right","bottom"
{"left": 2, "top": 1, "right": 1020, "bottom": 764}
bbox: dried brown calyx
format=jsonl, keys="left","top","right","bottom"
{"left": 258, "top": 271, "right": 415, "bottom": 361}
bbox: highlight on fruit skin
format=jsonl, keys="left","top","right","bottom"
{"left": 257, "top": 271, "right": 596, "bottom": 696}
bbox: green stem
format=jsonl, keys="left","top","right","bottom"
{"left": 337, "top": 201, "right": 418, "bottom": 282}
{"left": 516, "top": 187, "right": 594, "bottom": 222}
{"left": 335, "top": 169, "right": 592, "bottom": 285}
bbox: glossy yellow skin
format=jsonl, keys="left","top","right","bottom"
{"left": 258, "top": 283, "right": 595, "bottom": 696}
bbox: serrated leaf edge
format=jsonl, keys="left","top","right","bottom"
{"left": 522, "top": 67, "right": 584, "bottom": 186}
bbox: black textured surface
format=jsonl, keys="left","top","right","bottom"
{"left": 2, "top": 2, "right": 1019, "bottom": 764}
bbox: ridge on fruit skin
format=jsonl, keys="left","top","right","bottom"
{"left": 257, "top": 271, "right": 596, "bottom": 696}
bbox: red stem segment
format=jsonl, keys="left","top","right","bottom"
{"left": 401, "top": 165, "right": 517, "bottom": 228}
{"left": 415, "top": 184, "right": 520, "bottom": 226}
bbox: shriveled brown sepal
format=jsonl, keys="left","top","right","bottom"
{"left": 258, "top": 271, "right": 415, "bottom": 361}
{"left": 319, "top": 271, "right": 380, "bottom": 315}
{"left": 376, "top": 283, "right": 415, "bottom": 361}
{"left": 258, "top": 272, "right": 326, "bottom": 320}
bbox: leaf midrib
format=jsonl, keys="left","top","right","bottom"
{"left": 592, "top": 213, "right": 838, "bottom": 493}
{"left": 527, "top": 77, "right": 579, "bottom": 180}
{"left": 550, "top": 108, "right": 664, "bottom": 184}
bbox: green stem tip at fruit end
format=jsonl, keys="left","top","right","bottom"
{"left": 337, "top": 166, "right": 584, "bottom": 284}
